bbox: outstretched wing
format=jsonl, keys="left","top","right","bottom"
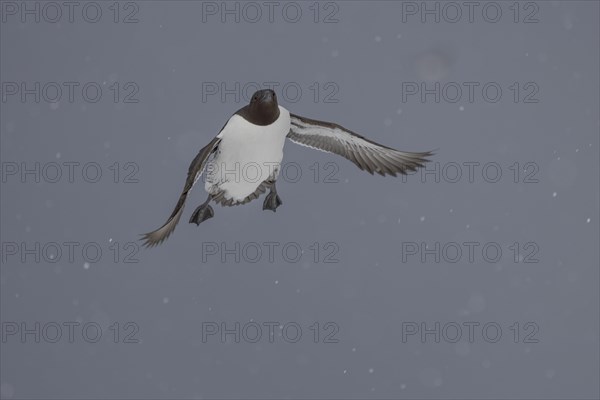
{"left": 288, "top": 113, "right": 433, "bottom": 176}
{"left": 141, "top": 136, "right": 221, "bottom": 247}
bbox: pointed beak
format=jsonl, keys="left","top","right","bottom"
{"left": 260, "top": 90, "right": 275, "bottom": 102}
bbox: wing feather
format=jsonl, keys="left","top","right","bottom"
{"left": 288, "top": 113, "right": 433, "bottom": 176}
{"left": 140, "top": 136, "right": 221, "bottom": 247}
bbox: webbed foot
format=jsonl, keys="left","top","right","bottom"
{"left": 189, "top": 204, "right": 214, "bottom": 225}
{"left": 262, "top": 191, "right": 282, "bottom": 212}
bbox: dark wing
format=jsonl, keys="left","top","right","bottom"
{"left": 141, "top": 136, "right": 221, "bottom": 247}
{"left": 288, "top": 113, "right": 433, "bottom": 176}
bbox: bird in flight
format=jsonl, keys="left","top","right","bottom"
{"left": 141, "top": 89, "right": 432, "bottom": 247}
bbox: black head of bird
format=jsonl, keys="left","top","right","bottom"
{"left": 246, "top": 89, "right": 279, "bottom": 125}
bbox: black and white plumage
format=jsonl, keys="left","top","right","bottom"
{"left": 141, "top": 89, "right": 433, "bottom": 247}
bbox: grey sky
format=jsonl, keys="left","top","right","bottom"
{"left": 1, "top": 1, "right": 599, "bottom": 399}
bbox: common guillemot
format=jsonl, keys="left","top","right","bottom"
{"left": 141, "top": 89, "right": 432, "bottom": 247}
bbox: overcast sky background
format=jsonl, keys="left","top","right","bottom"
{"left": 1, "top": 1, "right": 599, "bottom": 399}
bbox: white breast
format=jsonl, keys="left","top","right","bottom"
{"left": 205, "top": 106, "right": 291, "bottom": 203}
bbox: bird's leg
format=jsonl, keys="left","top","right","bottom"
{"left": 262, "top": 181, "right": 283, "bottom": 212}
{"left": 189, "top": 195, "right": 214, "bottom": 225}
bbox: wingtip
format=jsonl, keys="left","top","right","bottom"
{"left": 139, "top": 231, "right": 168, "bottom": 249}
{"left": 139, "top": 233, "right": 157, "bottom": 249}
